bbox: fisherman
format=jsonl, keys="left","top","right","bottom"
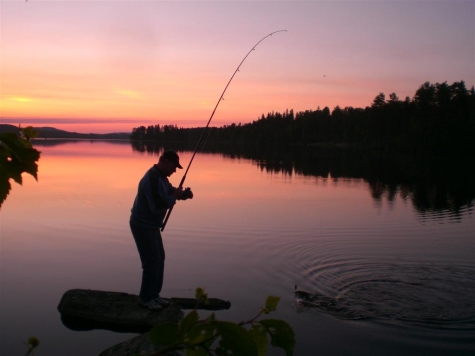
{"left": 130, "top": 150, "right": 193, "bottom": 310}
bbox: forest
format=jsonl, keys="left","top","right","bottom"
{"left": 130, "top": 81, "right": 474, "bottom": 156}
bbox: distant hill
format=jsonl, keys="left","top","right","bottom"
{"left": 0, "top": 124, "right": 130, "bottom": 140}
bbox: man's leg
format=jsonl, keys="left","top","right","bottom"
{"left": 130, "top": 221, "right": 165, "bottom": 302}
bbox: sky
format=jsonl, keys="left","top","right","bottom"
{"left": 0, "top": 0, "right": 474, "bottom": 134}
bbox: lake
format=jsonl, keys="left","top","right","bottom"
{"left": 1, "top": 139, "right": 474, "bottom": 355}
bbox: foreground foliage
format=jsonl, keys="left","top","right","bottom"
{"left": 24, "top": 337, "right": 40, "bottom": 355}
{"left": 0, "top": 126, "right": 40, "bottom": 207}
{"left": 147, "top": 288, "right": 295, "bottom": 356}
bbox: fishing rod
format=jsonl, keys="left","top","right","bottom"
{"left": 161, "top": 30, "right": 287, "bottom": 231}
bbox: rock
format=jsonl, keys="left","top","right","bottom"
{"left": 58, "top": 289, "right": 231, "bottom": 333}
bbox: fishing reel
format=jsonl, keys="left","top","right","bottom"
{"left": 180, "top": 187, "right": 193, "bottom": 200}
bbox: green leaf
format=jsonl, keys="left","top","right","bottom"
{"left": 180, "top": 310, "right": 199, "bottom": 335}
{"left": 0, "top": 144, "right": 9, "bottom": 159}
{"left": 259, "top": 319, "right": 295, "bottom": 356}
{"left": 185, "top": 323, "right": 217, "bottom": 355}
{"left": 0, "top": 132, "right": 41, "bottom": 165}
{"left": 195, "top": 287, "right": 206, "bottom": 299}
{"left": 264, "top": 296, "right": 280, "bottom": 313}
{"left": 26, "top": 337, "right": 40, "bottom": 348}
{"left": 207, "top": 312, "right": 216, "bottom": 322}
{"left": 214, "top": 321, "right": 259, "bottom": 356}
{"left": 0, "top": 132, "right": 40, "bottom": 208}
{"left": 0, "top": 170, "right": 11, "bottom": 207}
{"left": 248, "top": 324, "right": 268, "bottom": 356}
{"left": 24, "top": 336, "right": 40, "bottom": 356}
{"left": 5, "top": 159, "right": 25, "bottom": 184}
{"left": 0, "top": 133, "right": 28, "bottom": 159}
{"left": 185, "top": 345, "right": 209, "bottom": 356}
{"left": 195, "top": 287, "right": 209, "bottom": 306}
{"left": 0, "top": 133, "right": 40, "bottom": 179}
{"left": 149, "top": 322, "right": 179, "bottom": 347}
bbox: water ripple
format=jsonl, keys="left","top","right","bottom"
{"left": 245, "top": 228, "right": 475, "bottom": 330}
{"left": 292, "top": 257, "right": 475, "bottom": 329}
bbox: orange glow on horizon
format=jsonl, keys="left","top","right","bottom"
{"left": 1, "top": 1, "right": 473, "bottom": 134}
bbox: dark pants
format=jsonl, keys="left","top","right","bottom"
{"left": 130, "top": 219, "right": 165, "bottom": 302}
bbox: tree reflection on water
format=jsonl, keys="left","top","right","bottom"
{"left": 129, "top": 140, "right": 474, "bottom": 220}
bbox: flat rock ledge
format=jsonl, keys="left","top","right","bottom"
{"left": 58, "top": 289, "right": 231, "bottom": 334}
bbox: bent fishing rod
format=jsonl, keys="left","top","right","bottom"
{"left": 161, "top": 30, "right": 287, "bottom": 231}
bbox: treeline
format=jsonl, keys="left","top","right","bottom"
{"left": 130, "top": 81, "right": 475, "bottom": 156}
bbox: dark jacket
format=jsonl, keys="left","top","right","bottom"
{"left": 130, "top": 164, "right": 177, "bottom": 228}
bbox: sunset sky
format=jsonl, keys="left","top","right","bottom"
{"left": 1, "top": 0, "right": 473, "bottom": 133}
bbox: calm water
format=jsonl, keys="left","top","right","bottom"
{"left": 1, "top": 140, "right": 474, "bottom": 355}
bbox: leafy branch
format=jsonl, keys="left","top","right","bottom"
{"left": 24, "top": 337, "right": 40, "bottom": 356}
{"left": 0, "top": 125, "right": 40, "bottom": 208}
{"left": 147, "top": 288, "right": 295, "bottom": 356}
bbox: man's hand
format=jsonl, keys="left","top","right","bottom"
{"left": 173, "top": 187, "right": 193, "bottom": 200}
{"left": 182, "top": 187, "right": 193, "bottom": 200}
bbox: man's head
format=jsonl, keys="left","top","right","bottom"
{"left": 158, "top": 150, "right": 183, "bottom": 176}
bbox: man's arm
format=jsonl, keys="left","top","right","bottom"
{"left": 143, "top": 171, "right": 176, "bottom": 216}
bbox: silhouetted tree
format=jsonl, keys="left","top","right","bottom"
{"left": 130, "top": 81, "right": 474, "bottom": 156}
{"left": 372, "top": 93, "right": 386, "bottom": 108}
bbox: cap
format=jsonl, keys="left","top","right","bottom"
{"left": 160, "top": 150, "right": 183, "bottom": 169}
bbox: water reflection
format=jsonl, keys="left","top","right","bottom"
{"left": 7, "top": 139, "right": 471, "bottom": 355}
{"left": 126, "top": 140, "right": 474, "bottom": 221}
{"left": 33, "top": 138, "right": 130, "bottom": 148}
{"left": 31, "top": 139, "right": 474, "bottom": 220}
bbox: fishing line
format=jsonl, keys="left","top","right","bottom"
{"left": 161, "top": 30, "right": 287, "bottom": 231}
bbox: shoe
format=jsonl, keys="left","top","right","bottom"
{"left": 156, "top": 296, "right": 170, "bottom": 307}
{"left": 139, "top": 298, "right": 163, "bottom": 311}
